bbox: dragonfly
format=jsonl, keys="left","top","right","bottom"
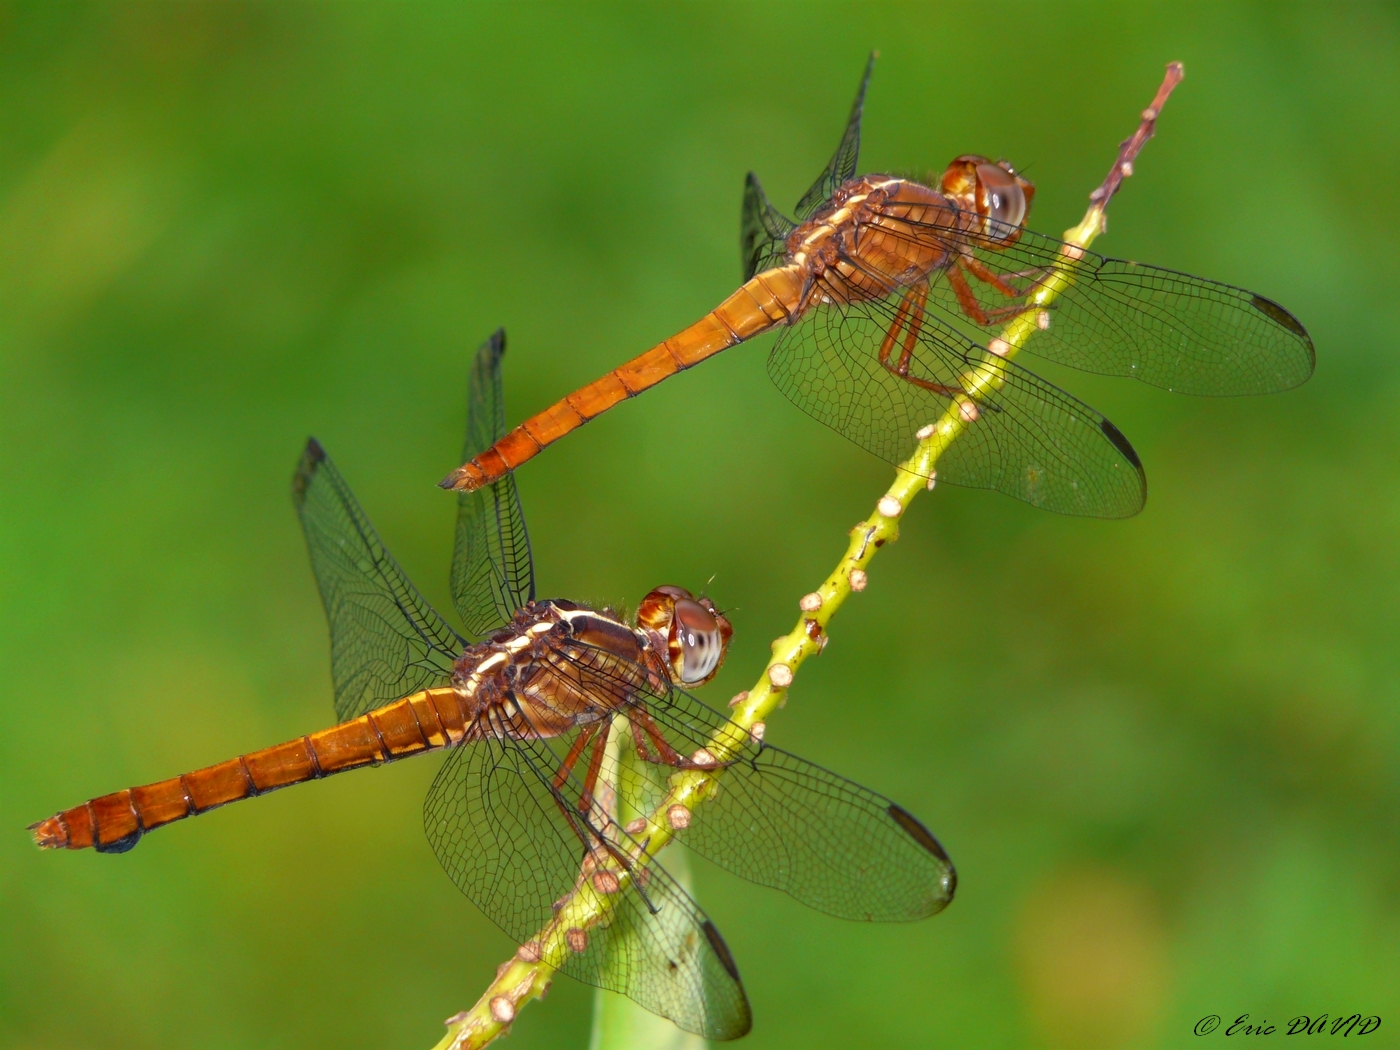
{"left": 30, "top": 330, "right": 955, "bottom": 1040}
{"left": 441, "top": 56, "right": 1313, "bottom": 519}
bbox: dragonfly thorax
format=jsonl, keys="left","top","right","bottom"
{"left": 450, "top": 600, "right": 654, "bottom": 741}
{"left": 448, "top": 587, "right": 733, "bottom": 743}
{"left": 786, "top": 176, "right": 964, "bottom": 312}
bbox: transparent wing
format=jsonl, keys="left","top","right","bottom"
{"left": 766, "top": 279, "right": 1147, "bottom": 518}
{"left": 292, "top": 439, "right": 462, "bottom": 722}
{"left": 740, "top": 171, "right": 795, "bottom": 281}
{"left": 793, "top": 51, "right": 876, "bottom": 221}
{"left": 423, "top": 716, "right": 751, "bottom": 1041}
{"left": 546, "top": 642, "right": 957, "bottom": 923}
{"left": 900, "top": 215, "right": 1315, "bottom": 396}
{"left": 451, "top": 328, "right": 535, "bottom": 638}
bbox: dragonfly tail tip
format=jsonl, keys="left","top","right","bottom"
{"left": 28, "top": 815, "right": 67, "bottom": 849}
{"left": 440, "top": 462, "right": 491, "bottom": 492}
{"left": 438, "top": 469, "right": 470, "bottom": 491}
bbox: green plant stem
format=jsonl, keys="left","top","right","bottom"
{"left": 586, "top": 846, "right": 710, "bottom": 1050}
{"left": 586, "top": 717, "right": 712, "bottom": 1049}
{"left": 431, "top": 60, "right": 1184, "bottom": 1050}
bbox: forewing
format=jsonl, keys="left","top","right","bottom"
{"left": 766, "top": 285, "right": 1147, "bottom": 518}
{"left": 740, "top": 171, "right": 795, "bottom": 281}
{"left": 423, "top": 723, "right": 751, "bottom": 1041}
{"left": 451, "top": 328, "right": 535, "bottom": 637}
{"left": 547, "top": 643, "right": 957, "bottom": 923}
{"left": 792, "top": 51, "right": 876, "bottom": 221}
{"left": 293, "top": 439, "right": 462, "bottom": 722}
{"left": 907, "top": 216, "right": 1315, "bottom": 396}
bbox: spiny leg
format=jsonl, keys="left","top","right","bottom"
{"left": 552, "top": 722, "right": 600, "bottom": 797}
{"left": 960, "top": 253, "right": 1030, "bottom": 299}
{"left": 949, "top": 256, "right": 1044, "bottom": 325}
{"left": 576, "top": 719, "right": 613, "bottom": 817}
{"left": 895, "top": 282, "right": 929, "bottom": 372}
{"left": 627, "top": 707, "right": 688, "bottom": 768}
{"left": 877, "top": 283, "right": 921, "bottom": 367}
{"left": 574, "top": 721, "right": 652, "bottom": 889}
{"left": 627, "top": 706, "right": 736, "bottom": 773}
{"left": 547, "top": 722, "right": 608, "bottom": 854}
{"left": 544, "top": 720, "right": 633, "bottom": 879}
{"left": 629, "top": 717, "right": 655, "bottom": 764}
{"left": 945, "top": 262, "right": 996, "bottom": 325}
{"left": 877, "top": 282, "right": 965, "bottom": 397}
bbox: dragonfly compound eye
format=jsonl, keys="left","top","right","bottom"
{"left": 673, "top": 598, "right": 729, "bottom": 685}
{"left": 975, "top": 162, "right": 1029, "bottom": 242}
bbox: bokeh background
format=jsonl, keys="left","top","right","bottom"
{"left": 2, "top": 3, "right": 1398, "bottom": 1048}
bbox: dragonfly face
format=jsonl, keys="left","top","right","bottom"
{"left": 636, "top": 585, "right": 733, "bottom": 685}
{"left": 938, "top": 154, "right": 1036, "bottom": 248}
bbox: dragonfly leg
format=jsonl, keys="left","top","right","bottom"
{"left": 627, "top": 713, "right": 659, "bottom": 765}
{"left": 945, "top": 262, "right": 994, "bottom": 325}
{"left": 877, "top": 282, "right": 965, "bottom": 398}
{"left": 545, "top": 722, "right": 632, "bottom": 868}
{"left": 628, "top": 706, "right": 737, "bottom": 772}
{"left": 534, "top": 720, "right": 640, "bottom": 897}
{"left": 877, "top": 285, "right": 920, "bottom": 368}
{"left": 959, "top": 254, "right": 1029, "bottom": 299}
{"left": 550, "top": 722, "right": 610, "bottom": 827}
{"left": 551, "top": 722, "right": 599, "bottom": 796}
{"left": 628, "top": 707, "right": 687, "bottom": 768}
{"left": 952, "top": 256, "right": 1047, "bottom": 324}
{"left": 985, "top": 263, "right": 1049, "bottom": 292}
{"left": 898, "top": 283, "right": 929, "bottom": 364}
{"left": 576, "top": 720, "right": 613, "bottom": 817}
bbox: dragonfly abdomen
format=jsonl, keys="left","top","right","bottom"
{"left": 29, "top": 686, "right": 466, "bottom": 853}
{"left": 439, "top": 267, "right": 805, "bottom": 492}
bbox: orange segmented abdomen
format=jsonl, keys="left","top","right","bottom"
{"left": 440, "top": 265, "right": 805, "bottom": 491}
{"left": 29, "top": 687, "right": 466, "bottom": 853}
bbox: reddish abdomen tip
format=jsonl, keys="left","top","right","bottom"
{"left": 29, "top": 815, "right": 69, "bottom": 850}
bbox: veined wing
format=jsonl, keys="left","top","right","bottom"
{"left": 793, "top": 51, "right": 876, "bottom": 221}
{"left": 546, "top": 641, "right": 957, "bottom": 923}
{"left": 740, "top": 51, "right": 875, "bottom": 279}
{"left": 452, "top": 328, "right": 535, "bottom": 637}
{"left": 423, "top": 708, "right": 751, "bottom": 1041}
{"left": 293, "top": 439, "right": 463, "bottom": 722}
{"left": 740, "top": 171, "right": 794, "bottom": 281}
{"left": 897, "top": 211, "right": 1314, "bottom": 396}
{"left": 766, "top": 272, "right": 1147, "bottom": 518}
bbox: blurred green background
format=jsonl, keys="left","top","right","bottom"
{"left": 2, "top": 3, "right": 1398, "bottom": 1048}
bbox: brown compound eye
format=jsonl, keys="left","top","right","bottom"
{"left": 975, "top": 162, "right": 1027, "bottom": 239}
{"left": 673, "top": 599, "right": 726, "bottom": 684}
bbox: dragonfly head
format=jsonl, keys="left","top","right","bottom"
{"left": 939, "top": 155, "right": 1034, "bottom": 247}
{"left": 636, "top": 586, "right": 733, "bottom": 686}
